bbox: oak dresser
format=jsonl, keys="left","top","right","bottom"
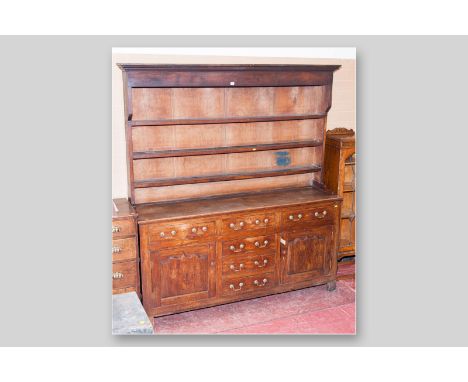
{"left": 117, "top": 64, "right": 343, "bottom": 318}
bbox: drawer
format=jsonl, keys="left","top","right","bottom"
{"left": 112, "top": 237, "right": 137, "bottom": 262}
{"left": 222, "top": 252, "right": 276, "bottom": 276}
{"left": 147, "top": 219, "right": 216, "bottom": 248}
{"left": 112, "top": 261, "right": 138, "bottom": 290}
{"left": 222, "top": 234, "right": 275, "bottom": 257}
{"left": 222, "top": 272, "right": 277, "bottom": 296}
{"left": 112, "top": 218, "right": 135, "bottom": 238}
{"left": 281, "top": 203, "right": 337, "bottom": 229}
{"left": 221, "top": 212, "right": 276, "bottom": 235}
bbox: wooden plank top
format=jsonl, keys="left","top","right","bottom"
{"left": 112, "top": 198, "right": 137, "bottom": 219}
{"left": 117, "top": 64, "right": 341, "bottom": 88}
{"left": 135, "top": 186, "right": 341, "bottom": 224}
{"left": 117, "top": 64, "right": 341, "bottom": 72}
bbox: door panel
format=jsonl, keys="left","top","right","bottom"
{"left": 151, "top": 243, "right": 216, "bottom": 307}
{"left": 280, "top": 226, "right": 335, "bottom": 284}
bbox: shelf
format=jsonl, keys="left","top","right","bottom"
{"left": 132, "top": 140, "right": 323, "bottom": 160}
{"left": 129, "top": 113, "right": 327, "bottom": 127}
{"left": 343, "top": 182, "right": 355, "bottom": 192}
{"left": 133, "top": 165, "right": 321, "bottom": 188}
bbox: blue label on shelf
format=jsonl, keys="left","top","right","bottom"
{"left": 275, "top": 151, "right": 291, "bottom": 166}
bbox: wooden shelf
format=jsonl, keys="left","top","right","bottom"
{"left": 129, "top": 113, "right": 327, "bottom": 127}
{"left": 133, "top": 165, "right": 321, "bottom": 188}
{"left": 133, "top": 140, "right": 323, "bottom": 160}
{"left": 343, "top": 182, "right": 355, "bottom": 192}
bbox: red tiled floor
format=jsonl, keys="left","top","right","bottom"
{"left": 153, "top": 262, "right": 356, "bottom": 335}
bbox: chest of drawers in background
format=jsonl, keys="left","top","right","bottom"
{"left": 112, "top": 198, "right": 140, "bottom": 297}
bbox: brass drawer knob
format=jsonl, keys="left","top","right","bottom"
{"left": 171, "top": 230, "right": 177, "bottom": 236}
{"left": 254, "top": 259, "right": 268, "bottom": 268}
{"left": 160, "top": 232, "right": 165, "bottom": 237}
{"left": 314, "top": 210, "right": 327, "bottom": 219}
{"left": 229, "top": 264, "right": 244, "bottom": 272}
{"left": 112, "top": 246, "right": 121, "bottom": 254}
{"left": 254, "top": 278, "right": 268, "bottom": 287}
{"left": 289, "top": 214, "right": 303, "bottom": 221}
{"left": 255, "top": 219, "right": 260, "bottom": 225}
{"left": 112, "top": 272, "right": 124, "bottom": 280}
{"left": 264, "top": 218, "right": 269, "bottom": 224}
{"left": 191, "top": 227, "right": 197, "bottom": 233}
{"left": 229, "top": 221, "right": 245, "bottom": 230}
{"left": 202, "top": 226, "right": 208, "bottom": 232}
{"left": 229, "top": 282, "right": 244, "bottom": 291}
{"left": 112, "top": 226, "right": 121, "bottom": 233}
{"left": 254, "top": 240, "right": 269, "bottom": 248}
{"left": 229, "top": 244, "right": 245, "bottom": 252}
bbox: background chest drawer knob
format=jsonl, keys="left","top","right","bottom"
{"left": 202, "top": 226, "right": 208, "bottom": 232}
{"left": 264, "top": 218, "right": 269, "bottom": 224}
{"left": 160, "top": 232, "right": 165, "bottom": 237}
{"left": 254, "top": 259, "right": 268, "bottom": 267}
{"left": 254, "top": 278, "right": 268, "bottom": 286}
{"left": 229, "top": 264, "right": 244, "bottom": 272}
{"left": 171, "top": 230, "right": 177, "bottom": 236}
{"left": 112, "top": 246, "right": 121, "bottom": 254}
{"left": 112, "top": 226, "right": 121, "bottom": 233}
{"left": 191, "top": 227, "right": 197, "bottom": 233}
{"left": 314, "top": 211, "right": 327, "bottom": 218}
{"left": 229, "top": 282, "right": 244, "bottom": 291}
{"left": 298, "top": 214, "right": 303, "bottom": 219}
{"left": 255, "top": 219, "right": 260, "bottom": 225}
{"left": 112, "top": 272, "right": 124, "bottom": 280}
{"left": 289, "top": 215, "right": 294, "bottom": 220}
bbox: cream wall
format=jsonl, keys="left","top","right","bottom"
{"left": 112, "top": 52, "right": 356, "bottom": 199}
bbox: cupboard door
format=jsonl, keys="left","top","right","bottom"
{"left": 280, "top": 226, "right": 335, "bottom": 284}
{"left": 152, "top": 244, "right": 216, "bottom": 307}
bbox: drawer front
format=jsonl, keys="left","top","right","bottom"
{"left": 112, "top": 261, "right": 138, "bottom": 290}
{"left": 222, "top": 272, "right": 277, "bottom": 296}
{"left": 281, "top": 204, "right": 337, "bottom": 229}
{"left": 221, "top": 212, "right": 276, "bottom": 235}
{"left": 147, "top": 219, "right": 216, "bottom": 248}
{"left": 222, "top": 234, "right": 275, "bottom": 257}
{"left": 222, "top": 252, "right": 276, "bottom": 276}
{"left": 112, "top": 218, "right": 135, "bottom": 238}
{"left": 112, "top": 237, "right": 137, "bottom": 262}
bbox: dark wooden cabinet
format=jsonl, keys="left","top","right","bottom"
{"left": 323, "top": 128, "right": 356, "bottom": 261}
{"left": 117, "top": 64, "right": 343, "bottom": 318}
{"left": 112, "top": 198, "right": 141, "bottom": 296}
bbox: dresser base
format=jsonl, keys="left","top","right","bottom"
{"left": 136, "top": 187, "right": 342, "bottom": 319}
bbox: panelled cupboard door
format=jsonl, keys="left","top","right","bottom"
{"left": 280, "top": 226, "right": 335, "bottom": 284}
{"left": 150, "top": 244, "right": 216, "bottom": 307}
